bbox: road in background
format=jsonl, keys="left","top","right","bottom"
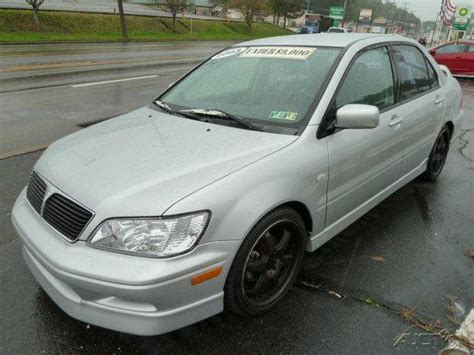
{"left": 0, "top": 41, "right": 234, "bottom": 158}
{"left": 0, "top": 0, "right": 224, "bottom": 21}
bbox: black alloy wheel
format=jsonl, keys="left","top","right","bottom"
{"left": 224, "top": 207, "right": 306, "bottom": 316}
{"left": 242, "top": 220, "right": 299, "bottom": 308}
{"left": 420, "top": 125, "right": 451, "bottom": 181}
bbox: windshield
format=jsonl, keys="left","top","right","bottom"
{"left": 159, "top": 46, "right": 341, "bottom": 134}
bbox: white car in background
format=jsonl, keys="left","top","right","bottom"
{"left": 327, "top": 27, "right": 351, "bottom": 33}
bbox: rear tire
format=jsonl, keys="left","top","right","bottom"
{"left": 224, "top": 207, "right": 306, "bottom": 317}
{"left": 420, "top": 125, "right": 451, "bottom": 182}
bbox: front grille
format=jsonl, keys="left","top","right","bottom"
{"left": 26, "top": 172, "right": 47, "bottom": 214}
{"left": 42, "top": 193, "right": 93, "bottom": 241}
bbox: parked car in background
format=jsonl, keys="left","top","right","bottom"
{"left": 429, "top": 41, "right": 474, "bottom": 77}
{"left": 304, "top": 20, "right": 320, "bottom": 33}
{"left": 327, "top": 27, "right": 350, "bottom": 33}
{"left": 12, "top": 34, "right": 463, "bottom": 336}
{"left": 297, "top": 26, "right": 311, "bottom": 34}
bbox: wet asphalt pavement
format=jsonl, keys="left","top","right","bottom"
{"left": 0, "top": 41, "right": 234, "bottom": 157}
{"left": 0, "top": 42, "right": 473, "bottom": 354}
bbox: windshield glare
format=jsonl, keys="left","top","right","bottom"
{"left": 159, "top": 46, "right": 341, "bottom": 133}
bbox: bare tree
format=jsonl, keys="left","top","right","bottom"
{"left": 231, "top": 0, "right": 265, "bottom": 30}
{"left": 117, "top": 0, "right": 128, "bottom": 42}
{"left": 25, "top": 0, "right": 44, "bottom": 25}
{"left": 164, "top": 0, "right": 190, "bottom": 31}
{"left": 211, "top": 0, "right": 230, "bottom": 18}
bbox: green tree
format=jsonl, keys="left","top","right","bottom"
{"left": 164, "top": 0, "right": 191, "bottom": 31}
{"left": 231, "top": 0, "right": 266, "bottom": 29}
{"left": 211, "top": 0, "right": 231, "bottom": 18}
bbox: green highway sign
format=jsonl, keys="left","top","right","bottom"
{"left": 329, "top": 6, "right": 345, "bottom": 20}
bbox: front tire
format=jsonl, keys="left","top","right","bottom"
{"left": 224, "top": 207, "right": 306, "bottom": 317}
{"left": 420, "top": 125, "right": 451, "bottom": 182}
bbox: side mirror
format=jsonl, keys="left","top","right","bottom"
{"left": 336, "top": 104, "right": 379, "bottom": 129}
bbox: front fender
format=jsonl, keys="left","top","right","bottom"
{"left": 164, "top": 135, "right": 329, "bottom": 249}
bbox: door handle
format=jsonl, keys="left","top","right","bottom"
{"left": 388, "top": 115, "right": 403, "bottom": 127}
{"left": 434, "top": 96, "right": 444, "bottom": 105}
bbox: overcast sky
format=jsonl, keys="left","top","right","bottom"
{"left": 390, "top": 0, "right": 444, "bottom": 22}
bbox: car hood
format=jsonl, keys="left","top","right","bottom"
{"left": 35, "top": 106, "right": 297, "bottom": 217}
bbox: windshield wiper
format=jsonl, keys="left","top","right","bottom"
{"left": 153, "top": 99, "right": 175, "bottom": 115}
{"left": 153, "top": 100, "right": 210, "bottom": 122}
{"left": 179, "top": 109, "right": 259, "bottom": 131}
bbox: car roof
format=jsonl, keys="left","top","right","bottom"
{"left": 448, "top": 40, "right": 473, "bottom": 44}
{"left": 236, "top": 33, "right": 406, "bottom": 48}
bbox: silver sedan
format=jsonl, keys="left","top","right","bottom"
{"left": 12, "top": 33, "right": 463, "bottom": 335}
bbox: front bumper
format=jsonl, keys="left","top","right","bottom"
{"left": 12, "top": 190, "right": 239, "bottom": 336}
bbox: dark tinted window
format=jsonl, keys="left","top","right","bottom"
{"left": 336, "top": 46, "right": 395, "bottom": 110}
{"left": 392, "top": 45, "right": 431, "bottom": 100}
{"left": 425, "top": 58, "right": 438, "bottom": 88}
{"left": 469, "top": 45, "right": 474, "bottom": 53}
{"left": 437, "top": 44, "right": 467, "bottom": 54}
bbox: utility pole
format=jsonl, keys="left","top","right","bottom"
{"left": 386, "top": 0, "right": 393, "bottom": 33}
{"left": 342, "top": 0, "right": 348, "bottom": 27}
{"left": 430, "top": 0, "right": 443, "bottom": 46}
{"left": 401, "top": 2, "right": 409, "bottom": 34}
{"left": 117, "top": 0, "right": 128, "bottom": 42}
{"left": 388, "top": 0, "right": 400, "bottom": 33}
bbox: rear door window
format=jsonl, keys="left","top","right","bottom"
{"left": 392, "top": 45, "right": 431, "bottom": 101}
{"left": 425, "top": 58, "right": 439, "bottom": 88}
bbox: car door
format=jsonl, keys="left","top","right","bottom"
{"left": 322, "top": 46, "right": 405, "bottom": 226}
{"left": 432, "top": 43, "right": 468, "bottom": 74}
{"left": 463, "top": 45, "right": 474, "bottom": 75}
{"left": 391, "top": 44, "right": 446, "bottom": 176}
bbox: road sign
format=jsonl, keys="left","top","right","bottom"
{"left": 452, "top": 4, "right": 471, "bottom": 31}
{"left": 359, "top": 8, "right": 373, "bottom": 20}
{"left": 329, "top": 6, "right": 345, "bottom": 20}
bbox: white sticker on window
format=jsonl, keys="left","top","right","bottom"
{"left": 240, "top": 47, "right": 316, "bottom": 60}
{"left": 212, "top": 47, "right": 247, "bottom": 60}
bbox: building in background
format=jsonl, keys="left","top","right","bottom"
{"left": 371, "top": 17, "right": 388, "bottom": 34}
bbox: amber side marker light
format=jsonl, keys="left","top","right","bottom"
{"left": 191, "top": 267, "right": 223, "bottom": 286}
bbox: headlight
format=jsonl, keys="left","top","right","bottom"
{"left": 88, "top": 211, "right": 210, "bottom": 258}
